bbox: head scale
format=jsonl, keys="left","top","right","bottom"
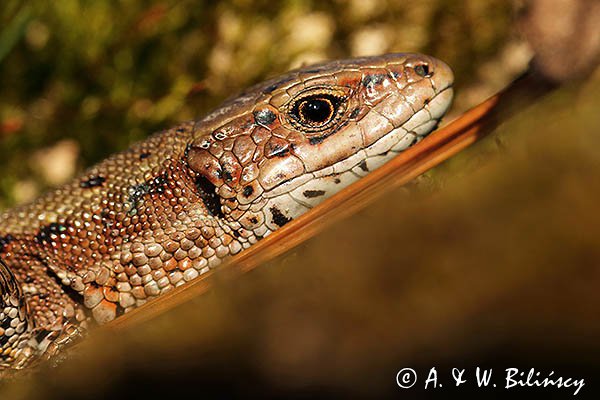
{"left": 186, "top": 53, "right": 454, "bottom": 237}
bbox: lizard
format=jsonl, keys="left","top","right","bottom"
{"left": 0, "top": 53, "right": 453, "bottom": 373}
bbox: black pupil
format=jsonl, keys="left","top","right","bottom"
{"left": 300, "top": 98, "right": 332, "bottom": 124}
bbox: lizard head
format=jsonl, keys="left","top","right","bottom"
{"left": 186, "top": 53, "right": 453, "bottom": 237}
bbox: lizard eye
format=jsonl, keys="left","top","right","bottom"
{"left": 288, "top": 91, "right": 346, "bottom": 132}
{"left": 296, "top": 96, "right": 335, "bottom": 124}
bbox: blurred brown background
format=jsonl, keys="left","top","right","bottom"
{"left": 1, "top": 0, "right": 599, "bottom": 398}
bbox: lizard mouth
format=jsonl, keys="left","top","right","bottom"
{"left": 259, "top": 86, "right": 454, "bottom": 227}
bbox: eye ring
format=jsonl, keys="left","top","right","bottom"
{"left": 287, "top": 89, "right": 347, "bottom": 133}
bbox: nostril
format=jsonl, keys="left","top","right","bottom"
{"left": 414, "top": 63, "right": 433, "bottom": 78}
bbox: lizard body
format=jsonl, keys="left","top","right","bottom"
{"left": 0, "top": 53, "right": 453, "bottom": 372}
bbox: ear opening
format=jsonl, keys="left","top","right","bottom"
{"left": 194, "top": 175, "right": 225, "bottom": 218}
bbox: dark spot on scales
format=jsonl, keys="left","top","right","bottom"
{"left": 334, "top": 178, "right": 341, "bottom": 184}
{"left": 46, "top": 266, "right": 83, "bottom": 305}
{"left": 128, "top": 182, "right": 151, "bottom": 206}
{"left": 222, "top": 170, "right": 234, "bottom": 182}
{"left": 350, "top": 108, "right": 361, "bottom": 119}
{"left": 127, "top": 173, "right": 168, "bottom": 213}
{"left": 184, "top": 144, "right": 193, "bottom": 158}
{"left": 303, "top": 190, "right": 326, "bottom": 198}
{"left": 269, "top": 206, "right": 292, "bottom": 227}
{"left": 34, "top": 330, "right": 52, "bottom": 345}
{"left": 139, "top": 152, "right": 151, "bottom": 160}
{"left": 266, "top": 144, "right": 289, "bottom": 157}
{"left": 243, "top": 185, "right": 254, "bottom": 197}
{"left": 0, "top": 234, "right": 14, "bottom": 253}
{"left": 362, "top": 74, "right": 386, "bottom": 87}
{"left": 263, "top": 84, "right": 279, "bottom": 94}
{"left": 35, "top": 223, "right": 68, "bottom": 244}
{"left": 80, "top": 176, "right": 106, "bottom": 189}
{"left": 358, "top": 160, "right": 369, "bottom": 172}
{"left": 1, "top": 317, "right": 13, "bottom": 330}
{"left": 194, "top": 175, "right": 225, "bottom": 218}
{"left": 309, "top": 135, "right": 326, "bottom": 145}
{"left": 253, "top": 109, "right": 277, "bottom": 126}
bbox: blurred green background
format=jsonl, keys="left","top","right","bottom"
{"left": 0, "top": 0, "right": 519, "bottom": 207}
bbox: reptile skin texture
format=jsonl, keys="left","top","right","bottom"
{"left": 0, "top": 53, "right": 453, "bottom": 373}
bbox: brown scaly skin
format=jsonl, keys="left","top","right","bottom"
{"left": 0, "top": 53, "right": 453, "bottom": 373}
